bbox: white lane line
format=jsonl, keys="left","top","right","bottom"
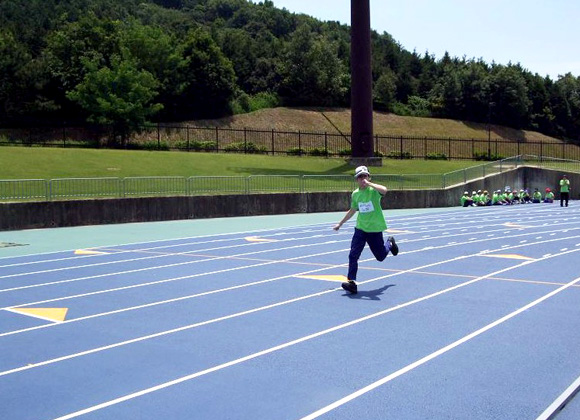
{"left": 1, "top": 251, "right": 481, "bottom": 375}
{"left": 8, "top": 228, "right": 511, "bottom": 337}
{"left": 4, "top": 221, "right": 577, "bottom": 296}
{"left": 0, "top": 233, "right": 328, "bottom": 280}
{"left": 536, "top": 373, "right": 580, "bottom": 420}
{"left": 0, "top": 230, "right": 269, "bottom": 269}
{"left": 3, "top": 211, "right": 578, "bottom": 279}
{"left": 5, "top": 228, "right": 579, "bottom": 320}
{"left": 0, "top": 219, "right": 344, "bottom": 263}
{"left": 301, "top": 274, "right": 580, "bottom": 420}
{"left": 7, "top": 235, "right": 578, "bottom": 372}
{"left": 49, "top": 250, "right": 580, "bottom": 420}
{"left": 0, "top": 247, "right": 348, "bottom": 337}
{"left": 4, "top": 229, "right": 580, "bottom": 332}
{"left": 0, "top": 240, "right": 338, "bottom": 294}
{"left": 0, "top": 205, "right": 534, "bottom": 268}
{"left": 0, "top": 208, "right": 537, "bottom": 267}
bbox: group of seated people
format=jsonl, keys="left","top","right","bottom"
{"left": 461, "top": 187, "right": 555, "bottom": 207}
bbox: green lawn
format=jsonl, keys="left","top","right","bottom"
{"left": 0, "top": 146, "right": 479, "bottom": 180}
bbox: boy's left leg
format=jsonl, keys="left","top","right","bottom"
{"left": 367, "top": 232, "right": 388, "bottom": 261}
{"left": 367, "top": 232, "right": 399, "bottom": 260}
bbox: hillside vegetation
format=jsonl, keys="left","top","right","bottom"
{"left": 1, "top": 0, "right": 578, "bottom": 145}
{"left": 188, "top": 107, "right": 560, "bottom": 142}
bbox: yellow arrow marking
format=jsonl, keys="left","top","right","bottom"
{"left": 8, "top": 307, "right": 68, "bottom": 322}
{"left": 74, "top": 249, "right": 108, "bottom": 255}
{"left": 244, "top": 236, "right": 278, "bottom": 243}
{"left": 481, "top": 254, "right": 535, "bottom": 261}
{"left": 296, "top": 275, "right": 348, "bottom": 283}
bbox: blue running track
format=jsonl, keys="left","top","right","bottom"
{"left": 0, "top": 204, "right": 579, "bottom": 420}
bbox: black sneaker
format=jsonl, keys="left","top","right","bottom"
{"left": 388, "top": 236, "right": 399, "bottom": 256}
{"left": 341, "top": 280, "right": 358, "bottom": 294}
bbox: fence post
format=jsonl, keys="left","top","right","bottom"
{"left": 400, "top": 136, "right": 403, "bottom": 158}
{"left": 157, "top": 123, "right": 160, "bottom": 149}
{"left": 442, "top": 173, "right": 446, "bottom": 189}
{"left": 448, "top": 138, "right": 452, "bottom": 160}
{"left": 244, "top": 127, "right": 247, "bottom": 154}
{"left": 186, "top": 126, "right": 190, "bottom": 151}
{"left": 540, "top": 142, "right": 543, "bottom": 161}
{"left": 118, "top": 178, "right": 123, "bottom": 198}
{"left": 271, "top": 129, "right": 275, "bottom": 155}
{"left": 215, "top": 127, "right": 219, "bottom": 152}
{"left": 298, "top": 130, "right": 301, "bottom": 156}
{"left": 324, "top": 132, "right": 328, "bottom": 156}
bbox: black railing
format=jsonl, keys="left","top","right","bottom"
{"left": 1, "top": 124, "right": 579, "bottom": 161}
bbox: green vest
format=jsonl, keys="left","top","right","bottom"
{"left": 351, "top": 187, "right": 388, "bottom": 232}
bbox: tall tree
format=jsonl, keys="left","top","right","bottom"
{"left": 67, "top": 55, "right": 163, "bottom": 144}
{"left": 488, "top": 65, "right": 530, "bottom": 128}
{"left": 174, "top": 27, "right": 236, "bottom": 118}
{"left": 373, "top": 68, "right": 397, "bottom": 111}
{"left": 278, "top": 25, "right": 348, "bottom": 106}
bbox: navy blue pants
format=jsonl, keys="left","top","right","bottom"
{"left": 348, "top": 228, "right": 388, "bottom": 281}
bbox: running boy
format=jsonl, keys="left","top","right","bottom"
{"left": 333, "top": 166, "right": 399, "bottom": 294}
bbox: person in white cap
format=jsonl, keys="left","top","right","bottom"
{"left": 333, "top": 165, "right": 399, "bottom": 294}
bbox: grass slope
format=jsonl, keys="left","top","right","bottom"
{"left": 3, "top": 107, "right": 559, "bottom": 180}
{"left": 188, "top": 107, "right": 560, "bottom": 142}
{"left": 0, "top": 147, "right": 478, "bottom": 180}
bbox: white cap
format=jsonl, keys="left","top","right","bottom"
{"left": 354, "top": 166, "right": 370, "bottom": 178}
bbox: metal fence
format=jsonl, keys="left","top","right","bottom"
{"left": 3, "top": 155, "right": 578, "bottom": 202}
{"left": 2, "top": 124, "right": 580, "bottom": 161}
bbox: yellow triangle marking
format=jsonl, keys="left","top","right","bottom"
{"left": 9, "top": 307, "right": 68, "bottom": 322}
{"left": 296, "top": 275, "right": 348, "bottom": 283}
{"left": 244, "top": 236, "right": 278, "bottom": 243}
{"left": 74, "top": 249, "right": 108, "bottom": 255}
{"left": 503, "top": 222, "right": 534, "bottom": 229}
{"left": 482, "top": 254, "right": 535, "bottom": 261}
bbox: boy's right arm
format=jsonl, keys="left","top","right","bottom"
{"left": 333, "top": 208, "right": 356, "bottom": 230}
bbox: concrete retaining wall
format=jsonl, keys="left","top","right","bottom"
{"left": 1, "top": 167, "right": 577, "bottom": 231}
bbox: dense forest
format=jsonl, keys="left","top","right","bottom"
{"left": 1, "top": 0, "right": 579, "bottom": 142}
